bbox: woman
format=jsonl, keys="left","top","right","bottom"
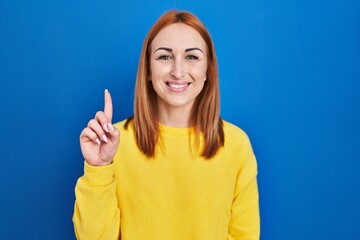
{"left": 73, "top": 10, "right": 260, "bottom": 240}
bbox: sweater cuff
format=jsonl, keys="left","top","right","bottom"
{"left": 83, "top": 161, "right": 115, "bottom": 187}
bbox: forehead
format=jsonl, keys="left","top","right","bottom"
{"left": 151, "top": 23, "right": 207, "bottom": 50}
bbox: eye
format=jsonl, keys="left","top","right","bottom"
{"left": 186, "top": 55, "right": 199, "bottom": 60}
{"left": 157, "top": 55, "right": 172, "bottom": 60}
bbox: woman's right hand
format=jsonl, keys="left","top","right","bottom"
{"left": 79, "top": 89, "right": 120, "bottom": 166}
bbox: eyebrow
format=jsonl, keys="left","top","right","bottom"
{"left": 185, "top": 47, "right": 203, "bottom": 53}
{"left": 154, "top": 47, "right": 204, "bottom": 53}
{"left": 155, "top": 47, "right": 172, "bottom": 52}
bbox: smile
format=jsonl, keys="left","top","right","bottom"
{"left": 165, "top": 81, "right": 191, "bottom": 92}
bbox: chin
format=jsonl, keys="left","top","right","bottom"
{"left": 164, "top": 98, "right": 193, "bottom": 108}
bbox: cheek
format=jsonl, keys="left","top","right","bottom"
{"left": 192, "top": 63, "right": 207, "bottom": 81}
{"left": 149, "top": 61, "right": 156, "bottom": 80}
{"left": 150, "top": 62, "right": 170, "bottom": 80}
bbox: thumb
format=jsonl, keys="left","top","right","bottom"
{"left": 107, "top": 123, "right": 120, "bottom": 143}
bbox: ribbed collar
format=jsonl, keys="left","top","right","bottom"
{"left": 159, "top": 123, "right": 196, "bottom": 137}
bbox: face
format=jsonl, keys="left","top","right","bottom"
{"left": 149, "top": 23, "right": 208, "bottom": 112}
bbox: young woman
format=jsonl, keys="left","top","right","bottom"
{"left": 73, "top": 10, "right": 260, "bottom": 240}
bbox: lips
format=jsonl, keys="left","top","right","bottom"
{"left": 165, "top": 81, "right": 191, "bottom": 92}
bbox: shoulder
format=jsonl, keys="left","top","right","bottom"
{"left": 222, "top": 120, "right": 251, "bottom": 144}
{"left": 112, "top": 118, "right": 137, "bottom": 157}
{"left": 113, "top": 118, "right": 135, "bottom": 139}
{"left": 220, "top": 119, "right": 254, "bottom": 157}
{"left": 113, "top": 117, "right": 134, "bottom": 130}
{"left": 220, "top": 120, "right": 257, "bottom": 170}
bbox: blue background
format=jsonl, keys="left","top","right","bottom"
{"left": 1, "top": 0, "right": 359, "bottom": 239}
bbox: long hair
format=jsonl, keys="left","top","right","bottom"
{"left": 125, "top": 10, "right": 224, "bottom": 159}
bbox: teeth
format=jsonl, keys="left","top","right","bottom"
{"left": 168, "top": 83, "right": 188, "bottom": 89}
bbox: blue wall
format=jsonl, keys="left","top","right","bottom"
{"left": 1, "top": 0, "right": 359, "bottom": 239}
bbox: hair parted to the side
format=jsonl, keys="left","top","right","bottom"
{"left": 125, "top": 10, "right": 224, "bottom": 159}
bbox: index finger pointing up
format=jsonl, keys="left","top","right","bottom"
{"left": 104, "top": 89, "right": 113, "bottom": 123}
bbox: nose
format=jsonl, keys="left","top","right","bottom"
{"left": 170, "top": 58, "right": 185, "bottom": 79}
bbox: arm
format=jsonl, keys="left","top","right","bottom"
{"left": 73, "top": 90, "right": 121, "bottom": 239}
{"left": 73, "top": 162, "right": 120, "bottom": 240}
{"left": 228, "top": 137, "right": 260, "bottom": 240}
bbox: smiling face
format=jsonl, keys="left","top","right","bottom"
{"left": 149, "top": 23, "right": 208, "bottom": 115}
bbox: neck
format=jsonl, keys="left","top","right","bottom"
{"left": 157, "top": 103, "right": 193, "bottom": 128}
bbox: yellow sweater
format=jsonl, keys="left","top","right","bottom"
{"left": 73, "top": 120, "right": 260, "bottom": 240}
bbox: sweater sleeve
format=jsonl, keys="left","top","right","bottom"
{"left": 228, "top": 137, "right": 260, "bottom": 240}
{"left": 73, "top": 161, "right": 120, "bottom": 240}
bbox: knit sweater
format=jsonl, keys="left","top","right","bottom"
{"left": 73, "top": 119, "right": 260, "bottom": 240}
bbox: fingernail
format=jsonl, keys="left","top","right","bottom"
{"left": 103, "top": 124, "right": 109, "bottom": 133}
{"left": 102, "top": 135, "right": 109, "bottom": 143}
{"left": 108, "top": 123, "right": 115, "bottom": 131}
{"left": 105, "top": 89, "right": 108, "bottom": 92}
{"left": 96, "top": 138, "right": 101, "bottom": 145}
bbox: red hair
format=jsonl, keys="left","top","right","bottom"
{"left": 125, "top": 10, "right": 224, "bottom": 159}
